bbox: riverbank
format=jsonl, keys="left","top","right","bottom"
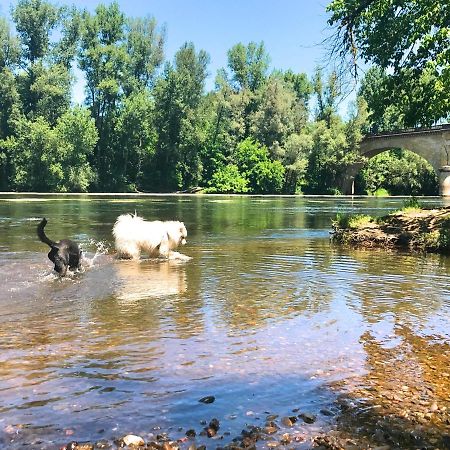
{"left": 331, "top": 205, "right": 450, "bottom": 254}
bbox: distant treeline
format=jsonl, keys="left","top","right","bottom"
{"left": 0, "top": 1, "right": 440, "bottom": 195}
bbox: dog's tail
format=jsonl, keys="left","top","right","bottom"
{"left": 37, "top": 218, "right": 57, "bottom": 247}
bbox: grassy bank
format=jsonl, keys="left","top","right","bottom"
{"left": 331, "top": 205, "right": 450, "bottom": 254}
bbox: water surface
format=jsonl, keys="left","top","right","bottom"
{"left": 0, "top": 195, "right": 449, "bottom": 448}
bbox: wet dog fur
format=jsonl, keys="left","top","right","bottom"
{"left": 113, "top": 213, "right": 188, "bottom": 260}
{"left": 37, "top": 218, "right": 82, "bottom": 276}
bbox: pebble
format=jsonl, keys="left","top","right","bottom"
{"left": 121, "top": 434, "right": 145, "bottom": 447}
{"left": 198, "top": 396, "right": 215, "bottom": 404}
{"left": 298, "top": 412, "right": 316, "bottom": 424}
{"left": 280, "top": 417, "right": 293, "bottom": 427}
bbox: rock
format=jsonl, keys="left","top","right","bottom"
{"left": 298, "top": 412, "right": 316, "bottom": 424}
{"left": 95, "top": 440, "right": 113, "bottom": 449}
{"left": 63, "top": 443, "right": 79, "bottom": 450}
{"left": 209, "top": 418, "right": 220, "bottom": 431}
{"left": 206, "top": 427, "right": 216, "bottom": 438}
{"left": 266, "top": 414, "right": 278, "bottom": 421}
{"left": 185, "top": 429, "right": 196, "bottom": 438}
{"left": 280, "top": 433, "right": 291, "bottom": 444}
{"left": 147, "top": 443, "right": 162, "bottom": 450}
{"left": 121, "top": 434, "right": 145, "bottom": 447}
{"left": 280, "top": 417, "right": 293, "bottom": 427}
{"left": 320, "top": 409, "right": 334, "bottom": 416}
{"left": 264, "top": 426, "right": 278, "bottom": 435}
{"left": 198, "top": 396, "right": 215, "bottom": 404}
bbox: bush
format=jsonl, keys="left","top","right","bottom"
{"left": 207, "top": 164, "right": 249, "bottom": 193}
{"left": 249, "top": 159, "right": 285, "bottom": 194}
{"left": 333, "top": 213, "right": 373, "bottom": 229}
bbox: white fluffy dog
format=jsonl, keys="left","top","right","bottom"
{"left": 113, "top": 213, "right": 189, "bottom": 260}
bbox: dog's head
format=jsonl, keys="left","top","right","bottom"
{"left": 49, "top": 246, "right": 69, "bottom": 276}
{"left": 167, "top": 221, "right": 187, "bottom": 247}
{"left": 179, "top": 223, "right": 187, "bottom": 246}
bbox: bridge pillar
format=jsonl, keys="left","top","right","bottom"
{"left": 439, "top": 166, "right": 450, "bottom": 196}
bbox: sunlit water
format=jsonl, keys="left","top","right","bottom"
{"left": 0, "top": 194, "right": 449, "bottom": 448}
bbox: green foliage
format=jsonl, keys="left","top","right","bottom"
{"left": 250, "top": 159, "right": 285, "bottom": 194}
{"left": 226, "top": 42, "right": 269, "bottom": 92}
{"left": 12, "top": 0, "right": 61, "bottom": 63}
{"left": 54, "top": 107, "right": 98, "bottom": 191}
{"left": 113, "top": 90, "right": 156, "bottom": 190}
{"left": 372, "top": 188, "right": 390, "bottom": 197}
{"left": 0, "top": 17, "right": 20, "bottom": 69}
{"left": 402, "top": 196, "right": 422, "bottom": 210}
{"left": 233, "top": 138, "right": 285, "bottom": 194}
{"left": 3, "top": 108, "right": 97, "bottom": 192}
{"left": 282, "top": 132, "right": 312, "bottom": 194}
{"left": 333, "top": 213, "right": 373, "bottom": 230}
{"left": 207, "top": 139, "right": 285, "bottom": 194}
{"left": 207, "top": 164, "right": 249, "bottom": 194}
{"left": 305, "top": 119, "right": 364, "bottom": 194}
{"left": 250, "top": 76, "right": 308, "bottom": 154}
{"left": 328, "top": 0, "right": 450, "bottom": 125}
{"left": 438, "top": 218, "right": 450, "bottom": 252}
{"left": 0, "top": 0, "right": 445, "bottom": 195}
{"left": 358, "top": 149, "right": 439, "bottom": 196}
{"left": 152, "top": 42, "right": 209, "bottom": 191}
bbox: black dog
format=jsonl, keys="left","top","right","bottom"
{"left": 37, "top": 218, "right": 82, "bottom": 276}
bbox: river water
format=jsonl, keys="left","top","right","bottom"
{"left": 0, "top": 194, "right": 449, "bottom": 449}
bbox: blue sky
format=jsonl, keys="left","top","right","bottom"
{"left": 0, "top": 0, "right": 356, "bottom": 113}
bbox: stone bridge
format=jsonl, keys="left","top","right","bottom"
{"left": 342, "top": 124, "right": 450, "bottom": 196}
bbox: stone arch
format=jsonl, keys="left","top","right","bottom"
{"left": 342, "top": 129, "right": 450, "bottom": 195}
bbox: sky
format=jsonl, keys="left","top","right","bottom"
{"left": 0, "top": 0, "right": 356, "bottom": 114}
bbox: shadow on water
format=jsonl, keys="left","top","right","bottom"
{"left": 0, "top": 195, "right": 448, "bottom": 449}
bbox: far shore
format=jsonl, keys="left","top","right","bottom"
{"left": 0, "top": 191, "right": 446, "bottom": 199}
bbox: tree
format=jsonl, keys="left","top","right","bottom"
{"left": 281, "top": 132, "right": 312, "bottom": 194}
{"left": 113, "top": 90, "right": 156, "bottom": 191}
{"left": 4, "top": 107, "right": 97, "bottom": 192}
{"left": 151, "top": 42, "right": 209, "bottom": 191}
{"left": 359, "top": 67, "right": 406, "bottom": 131}
{"left": 313, "top": 68, "right": 341, "bottom": 127}
{"left": 79, "top": 2, "right": 127, "bottom": 187}
{"left": 327, "top": 0, "right": 450, "bottom": 125}
{"left": 124, "top": 16, "right": 165, "bottom": 93}
{"left": 282, "top": 69, "right": 313, "bottom": 106}
{"left": 12, "top": 0, "right": 60, "bottom": 64}
{"left": 54, "top": 107, "right": 98, "bottom": 192}
{"left": 305, "top": 97, "right": 367, "bottom": 195}
{"left": 358, "top": 149, "right": 438, "bottom": 196}
{"left": 207, "top": 164, "right": 249, "bottom": 194}
{"left": 250, "top": 76, "right": 308, "bottom": 155}
{"left": 226, "top": 41, "right": 270, "bottom": 92}
{"left": 11, "top": 0, "right": 74, "bottom": 123}
{"left": 233, "top": 138, "right": 285, "bottom": 194}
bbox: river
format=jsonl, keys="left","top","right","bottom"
{"left": 0, "top": 194, "right": 449, "bottom": 449}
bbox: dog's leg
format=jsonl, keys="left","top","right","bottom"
{"left": 158, "top": 236, "right": 170, "bottom": 258}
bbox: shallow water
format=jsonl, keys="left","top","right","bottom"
{"left": 0, "top": 194, "right": 449, "bottom": 448}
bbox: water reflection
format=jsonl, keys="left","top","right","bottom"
{"left": 0, "top": 195, "right": 448, "bottom": 448}
{"left": 113, "top": 260, "right": 188, "bottom": 302}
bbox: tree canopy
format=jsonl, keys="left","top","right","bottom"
{"left": 0, "top": 0, "right": 442, "bottom": 196}
{"left": 327, "top": 0, "right": 450, "bottom": 126}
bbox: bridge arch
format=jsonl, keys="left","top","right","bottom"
{"left": 342, "top": 125, "right": 450, "bottom": 196}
